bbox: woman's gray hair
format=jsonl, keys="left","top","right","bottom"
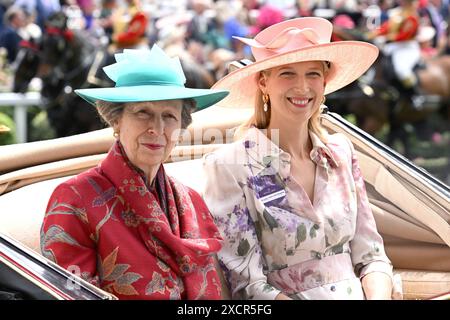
{"left": 180, "top": 99, "right": 196, "bottom": 129}
{"left": 95, "top": 100, "right": 125, "bottom": 127}
{"left": 95, "top": 99, "right": 196, "bottom": 129}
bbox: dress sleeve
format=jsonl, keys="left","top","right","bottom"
{"left": 202, "top": 153, "right": 281, "bottom": 300}
{"left": 375, "top": 20, "right": 389, "bottom": 36}
{"left": 346, "top": 140, "right": 394, "bottom": 281}
{"left": 40, "top": 182, "right": 99, "bottom": 286}
{"left": 394, "top": 16, "right": 419, "bottom": 41}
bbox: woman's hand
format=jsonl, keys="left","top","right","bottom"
{"left": 362, "top": 272, "right": 393, "bottom": 300}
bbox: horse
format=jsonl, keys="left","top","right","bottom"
{"left": 12, "top": 38, "right": 41, "bottom": 94}
{"left": 417, "top": 55, "right": 450, "bottom": 98}
{"left": 13, "top": 12, "right": 115, "bottom": 138}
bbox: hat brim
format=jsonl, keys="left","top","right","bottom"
{"left": 212, "top": 41, "right": 378, "bottom": 109}
{"left": 75, "top": 85, "right": 229, "bottom": 111}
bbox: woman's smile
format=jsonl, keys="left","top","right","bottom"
{"left": 142, "top": 143, "right": 165, "bottom": 150}
{"left": 287, "top": 97, "right": 313, "bottom": 108}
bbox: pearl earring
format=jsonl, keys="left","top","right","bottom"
{"left": 262, "top": 94, "right": 270, "bottom": 112}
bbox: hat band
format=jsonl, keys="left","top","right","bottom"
{"left": 115, "top": 80, "right": 184, "bottom": 88}
{"left": 253, "top": 28, "right": 321, "bottom": 61}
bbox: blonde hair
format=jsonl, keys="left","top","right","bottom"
{"left": 235, "top": 61, "right": 330, "bottom": 143}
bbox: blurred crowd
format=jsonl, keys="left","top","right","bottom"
{"left": 0, "top": 0, "right": 448, "bottom": 89}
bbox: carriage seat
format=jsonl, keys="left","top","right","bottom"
{"left": 1, "top": 157, "right": 450, "bottom": 300}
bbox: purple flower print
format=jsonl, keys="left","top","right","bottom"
{"left": 247, "top": 175, "right": 281, "bottom": 196}
{"left": 244, "top": 140, "right": 256, "bottom": 149}
{"left": 235, "top": 207, "right": 253, "bottom": 233}
{"left": 214, "top": 204, "right": 256, "bottom": 239}
{"left": 267, "top": 207, "right": 302, "bottom": 233}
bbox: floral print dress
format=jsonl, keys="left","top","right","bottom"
{"left": 203, "top": 127, "right": 393, "bottom": 300}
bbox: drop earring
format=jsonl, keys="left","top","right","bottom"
{"left": 262, "top": 94, "right": 270, "bottom": 112}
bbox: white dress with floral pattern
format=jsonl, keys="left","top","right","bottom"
{"left": 203, "top": 127, "right": 393, "bottom": 300}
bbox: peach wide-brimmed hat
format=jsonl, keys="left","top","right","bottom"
{"left": 212, "top": 17, "right": 379, "bottom": 109}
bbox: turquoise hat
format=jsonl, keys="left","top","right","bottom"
{"left": 75, "top": 45, "right": 229, "bottom": 110}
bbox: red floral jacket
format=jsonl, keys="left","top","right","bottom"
{"left": 40, "top": 142, "right": 223, "bottom": 300}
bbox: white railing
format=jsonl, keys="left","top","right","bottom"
{"left": 0, "top": 92, "right": 42, "bottom": 144}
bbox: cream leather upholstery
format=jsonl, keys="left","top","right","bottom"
{"left": 399, "top": 269, "right": 450, "bottom": 300}
{"left": 0, "top": 176, "right": 69, "bottom": 253}
{"left": 0, "top": 107, "right": 449, "bottom": 299}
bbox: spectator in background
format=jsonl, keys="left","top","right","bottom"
{"left": 98, "top": 0, "right": 116, "bottom": 43}
{"left": 14, "top": 0, "right": 60, "bottom": 32}
{"left": 0, "top": 5, "right": 26, "bottom": 63}
{"left": 331, "top": 13, "right": 356, "bottom": 41}
{"left": 440, "top": 0, "right": 450, "bottom": 20}
{"left": 367, "top": 0, "right": 421, "bottom": 93}
{"left": 186, "top": 0, "right": 214, "bottom": 45}
{"left": 419, "top": 0, "right": 448, "bottom": 54}
{"left": 185, "top": 0, "right": 215, "bottom": 65}
{"left": 112, "top": 0, "right": 148, "bottom": 49}
{"left": 214, "top": 0, "right": 249, "bottom": 52}
{"left": 265, "top": 0, "right": 298, "bottom": 18}
{"left": 296, "top": 0, "right": 314, "bottom": 17}
{"left": 0, "top": 1, "right": 15, "bottom": 33}
{"left": 249, "top": 4, "right": 284, "bottom": 36}
{"left": 17, "top": 5, "right": 41, "bottom": 42}
{"left": 379, "top": 0, "right": 393, "bottom": 24}
{"left": 76, "top": 0, "right": 95, "bottom": 30}
{"left": 416, "top": 24, "right": 439, "bottom": 58}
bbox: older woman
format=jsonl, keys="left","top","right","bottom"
{"left": 203, "top": 17, "right": 395, "bottom": 300}
{"left": 40, "top": 45, "right": 228, "bottom": 300}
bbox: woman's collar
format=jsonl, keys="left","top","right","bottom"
{"left": 244, "top": 127, "right": 339, "bottom": 172}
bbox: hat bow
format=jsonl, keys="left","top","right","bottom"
{"left": 235, "top": 27, "right": 323, "bottom": 60}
